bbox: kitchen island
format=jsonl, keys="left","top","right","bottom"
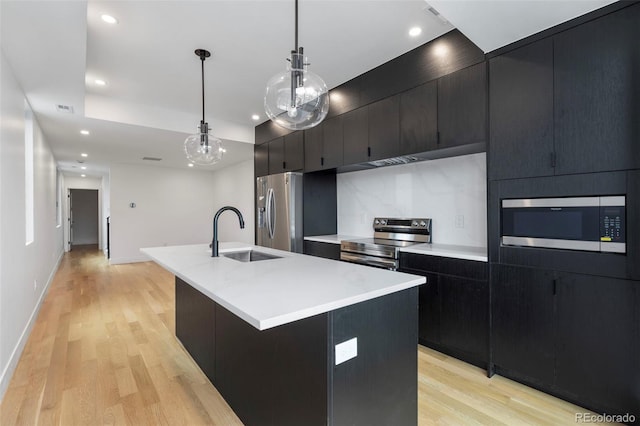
{"left": 142, "top": 243, "right": 425, "bottom": 426}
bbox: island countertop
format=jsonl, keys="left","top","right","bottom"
{"left": 142, "top": 243, "right": 425, "bottom": 331}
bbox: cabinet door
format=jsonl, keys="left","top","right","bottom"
{"left": 418, "top": 273, "right": 440, "bottom": 346}
{"left": 322, "top": 115, "right": 344, "bottom": 169}
{"left": 304, "top": 125, "right": 324, "bottom": 172}
{"left": 439, "top": 276, "right": 488, "bottom": 363}
{"left": 368, "top": 95, "right": 400, "bottom": 161}
{"left": 254, "top": 143, "right": 269, "bottom": 177}
{"left": 492, "top": 265, "right": 556, "bottom": 385}
{"left": 556, "top": 274, "right": 639, "bottom": 415}
{"left": 343, "top": 107, "right": 369, "bottom": 164}
{"left": 554, "top": 5, "right": 640, "bottom": 175}
{"left": 268, "top": 137, "right": 285, "bottom": 174}
{"left": 175, "top": 277, "right": 216, "bottom": 383}
{"left": 283, "top": 131, "right": 304, "bottom": 171}
{"left": 489, "top": 38, "right": 554, "bottom": 180}
{"left": 400, "top": 81, "right": 437, "bottom": 155}
{"left": 438, "top": 62, "right": 487, "bottom": 148}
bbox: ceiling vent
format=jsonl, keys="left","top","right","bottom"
{"left": 142, "top": 156, "right": 162, "bottom": 161}
{"left": 55, "top": 104, "right": 74, "bottom": 113}
{"left": 425, "top": 6, "right": 449, "bottom": 24}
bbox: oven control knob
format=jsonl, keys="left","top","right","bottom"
{"left": 420, "top": 221, "right": 427, "bottom": 227}
{"left": 374, "top": 219, "right": 380, "bottom": 225}
{"left": 380, "top": 219, "right": 387, "bottom": 225}
{"left": 412, "top": 220, "right": 418, "bottom": 227}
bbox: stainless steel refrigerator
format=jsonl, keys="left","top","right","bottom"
{"left": 256, "top": 172, "right": 303, "bottom": 252}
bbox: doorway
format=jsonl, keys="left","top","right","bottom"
{"left": 69, "top": 189, "right": 99, "bottom": 250}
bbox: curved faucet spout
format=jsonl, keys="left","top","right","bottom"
{"left": 212, "top": 206, "right": 245, "bottom": 257}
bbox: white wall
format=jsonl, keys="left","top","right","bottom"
{"left": 109, "top": 160, "right": 254, "bottom": 264}
{"left": 0, "top": 50, "right": 64, "bottom": 399}
{"left": 337, "top": 153, "right": 487, "bottom": 248}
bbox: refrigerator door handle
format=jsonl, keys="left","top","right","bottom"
{"left": 268, "top": 188, "right": 276, "bottom": 239}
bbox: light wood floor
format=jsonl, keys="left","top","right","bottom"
{"left": 0, "top": 248, "right": 614, "bottom": 425}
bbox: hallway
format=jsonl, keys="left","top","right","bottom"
{"left": 0, "top": 248, "right": 609, "bottom": 425}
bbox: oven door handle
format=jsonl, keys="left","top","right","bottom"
{"left": 340, "top": 252, "right": 398, "bottom": 270}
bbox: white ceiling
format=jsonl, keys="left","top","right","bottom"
{"left": 0, "top": 0, "right": 616, "bottom": 178}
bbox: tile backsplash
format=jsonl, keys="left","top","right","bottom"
{"left": 337, "top": 152, "right": 487, "bottom": 248}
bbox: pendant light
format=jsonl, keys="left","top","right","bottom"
{"left": 264, "top": 0, "right": 329, "bottom": 130}
{"left": 184, "top": 49, "right": 223, "bottom": 165}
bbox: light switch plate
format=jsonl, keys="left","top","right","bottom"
{"left": 335, "top": 337, "right": 358, "bottom": 365}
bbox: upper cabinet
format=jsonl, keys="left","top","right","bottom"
{"left": 400, "top": 80, "right": 438, "bottom": 155}
{"left": 342, "top": 107, "right": 369, "bottom": 165}
{"left": 489, "top": 38, "right": 554, "bottom": 180}
{"left": 264, "top": 131, "right": 304, "bottom": 176}
{"left": 368, "top": 95, "right": 400, "bottom": 161}
{"left": 254, "top": 142, "right": 269, "bottom": 177}
{"left": 437, "top": 62, "right": 488, "bottom": 149}
{"left": 304, "top": 116, "right": 344, "bottom": 172}
{"left": 553, "top": 4, "right": 640, "bottom": 175}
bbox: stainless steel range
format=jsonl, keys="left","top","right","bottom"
{"left": 340, "top": 217, "right": 432, "bottom": 270}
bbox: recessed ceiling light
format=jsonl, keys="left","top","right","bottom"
{"left": 81, "top": 174, "right": 86, "bottom": 178}
{"left": 251, "top": 114, "right": 260, "bottom": 121}
{"left": 409, "top": 27, "right": 422, "bottom": 37}
{"left": 188, "top": 163, "right": 194, "bottom": 168}
{"left": 101, "top": 14, "right": 118, "bottom": 24}
{"left": 80, "top": 130, "right": 90, "bottom": 135}
{"left": 81, "top": 166, "right": 87, "bottom": 170}
{"left": 81, "top": 153, "right": 88, "bottom": 157}
{"left": 95, "top": 79, "right": 107, "bottom": 86}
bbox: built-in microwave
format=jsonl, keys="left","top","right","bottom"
{"left": 501, "top": 196, "right": 626, "bottom": 253}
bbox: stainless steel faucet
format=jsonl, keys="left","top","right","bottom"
{"left": 212, "top": 206, "right": 245, "bottom": 257}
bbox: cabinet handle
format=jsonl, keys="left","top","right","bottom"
{"left": 553, "top": 279, "right": 557, "bottom": 296}
{"left": 283, "top": 161, "right": 286, "bottom": 170}
{"left": 550, "top": 152, "right": 556, "bottom": 168}
{"left": 437, "top": 131, "right": 441, "bottom": 145}
{"left": 321, "top": 157, "right": 324, "bottom": 166}
{"left": 367, "top": 147, "right": 371, "bottom": 157}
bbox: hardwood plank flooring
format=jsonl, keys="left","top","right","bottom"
{"left": 0, "top": 248, "right": 615, "bottom": 425}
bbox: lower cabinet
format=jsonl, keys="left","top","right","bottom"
{"left": 492, "top": 264, "right": 640, "bottom": 418}
{"left": 399, "top": 253, "right": 489, "bottom": 368}
{"left": 303, "top": 240, "right": 341, "bottom": 261}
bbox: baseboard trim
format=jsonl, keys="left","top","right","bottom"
{"left": 0, "top": 249, "right": 64, "bottom": 401}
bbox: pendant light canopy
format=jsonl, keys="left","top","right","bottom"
{"left": 184, "top": 49, "right": 223, "bottom": 166}
{"left": 264, "top": 0, "right": 329, "bottom": 130}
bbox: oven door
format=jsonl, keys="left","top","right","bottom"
{"left": 340, "top": 252, "right": 398, "bottom": 270}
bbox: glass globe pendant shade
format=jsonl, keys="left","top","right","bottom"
{"left": 264, "top": 51, "right": 329, "bottom": 130}
{"left": 184, "top": 122, "right": 223, "bottom": 166}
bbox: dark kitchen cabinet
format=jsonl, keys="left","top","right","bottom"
{"left": 254, "top": 142, "right": 269, "bottom": 177}
{"left": 399, "top": 253, "right": 488, "bottom": 368}
{"left": 555, "top": 274, "right": 639, "bottom": 415}
{"left": 399, "top": 80, "right": 437, "bottom": 155}
{"left": 437, "top": 62, "right": 487, "bottom": 149}
{"left": 368, "top": 95, "right": 400, "bottom": 161}
{"left": 342, "top": 107, "right": 369, "bottom": 164}
{"left": 489, "top": 38, "right": 554, "bottom": 180}
{"left": 268, "top": 132, "right": 304, "bottom": 174}
{"left": 304, "top": 117, "right": 343, "bottom": 172}
{"left": 175, "top": 277, "right": 216, "bottom": 383}
{"left": 303, "top": 240, "right": 341, "bottom": 261}
{"left": 553, "top": 4, "right": 640, "bottom": 175}
{"left": 492, "top": 264, "right": 556, "bottom": 386}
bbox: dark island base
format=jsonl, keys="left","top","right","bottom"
{"left": 175, "top": 277, "right": 419, "bottom": 426}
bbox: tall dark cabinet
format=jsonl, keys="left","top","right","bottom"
{"left": 367, "top": 95, "right": 400, "bottom": 161}
{"left": 342, "top": 107, "right": 369, "bottom": 164}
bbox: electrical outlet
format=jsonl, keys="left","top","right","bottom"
{"left": 455, "top": 214, "right": 465, "bottom": 229}
{"left": 335, "top": 337, "right": 358, "bottom": 365}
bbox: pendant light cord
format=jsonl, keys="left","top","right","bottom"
{"left": 294, "top": 0, "right": 298, "bottom": 52}
{"left": 201, "top": 55, "right": 205, "bottom": 124}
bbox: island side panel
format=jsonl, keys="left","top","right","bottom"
{"left": 175, "top": 277, "right": 216, "bottom": 383}
{"left": 329, "top": 287, "right": 419, "bottom": 426}
{"left": 214, "top": 304, "right": 329, "bottom": 426}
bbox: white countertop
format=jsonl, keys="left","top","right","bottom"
{"left": 304, "top": 235, "right": 488, "bottom": 262}
{"left": 141, "top": 243, "right": 425, "bottom": 331}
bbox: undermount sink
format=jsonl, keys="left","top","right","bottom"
{"left": 222, "top": 250, "right": 282, "bottom": 263}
